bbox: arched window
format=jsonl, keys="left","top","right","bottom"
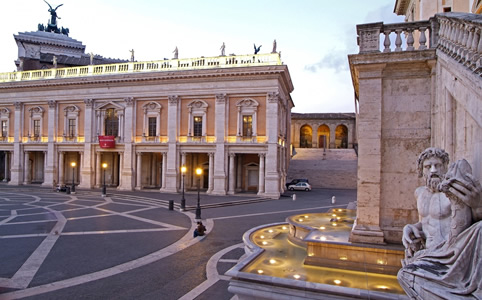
{"left": 335, "top": 124, "right": 348, "bottom": 148}
{"left": 300, "top": 125, "right": 312, "bottom": 148}
{"left": 317, "top": 124, "right": 330, "bottom": 149}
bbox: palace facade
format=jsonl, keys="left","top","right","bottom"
{"left": 0, "top": 32, "right": 294, "bottom": 198}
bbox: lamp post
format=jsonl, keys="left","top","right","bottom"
{"left": 195, "top": 167, "right": 202, "bottom": 219}
{"left": 102, "top": 163, "right": 108, "bottom": 197}
{"left": 71, "top": 162, "right": 76, "bottom": 194}
{"left": 180, "top": 166, "right": 186, "bottom": 211}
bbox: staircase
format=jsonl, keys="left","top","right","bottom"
{"left": 287, "top": 148, "right": 357, "bottom": 189}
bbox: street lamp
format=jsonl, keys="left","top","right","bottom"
{"left": 102, "top": 163, "right": 108, "bottom": 196}
{"left": 71, "top": 162, "right": 76, "bottom": 194}
{"left": 180, "top": 165, "right": 186, "bottom": 211}
{"left": 195, "top": 167, "right": 202, "bottom": 219}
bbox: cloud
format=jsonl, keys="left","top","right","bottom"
{"left": 304, "top": 51, "right": 349, "bottom": 73}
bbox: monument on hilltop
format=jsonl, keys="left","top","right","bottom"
{"left": 398, "top": 147, "right": 482, "bottom": 299}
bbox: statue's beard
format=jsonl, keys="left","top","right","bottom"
{"left": 426, "top": 175, "right": 443, "bottom": 192}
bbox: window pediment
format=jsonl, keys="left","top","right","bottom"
{"left": 0, "top": 108, "right": 10, "bottom": 118}
{"left": 95, "top": 101, "right": 125, "bottom": 111}
{"left": 29, "top": 106, "right": 44, "bottom": 117}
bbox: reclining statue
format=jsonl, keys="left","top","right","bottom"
{"left": 398, "top": 147, "right": 482, "bottom": 299}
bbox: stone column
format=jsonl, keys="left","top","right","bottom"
{"left": 207, "top": 152, "right": 214, "bottom": 193}
{"left": 228, "top": 153, "right": 235, "bottom": 195}
{"left": 257, "top": 153, "right": 265, "bottom": 195}
{"left": 118, "top": 152, "right": 123, "bottom": 188}
{"left": 3, "top": 151, "right": 8, "bottom": 182}
{"left": 118, "top": 97, "right": 134, "bottom": 190}
{"left": 349, "top": 63, "right": 386, "bottom": 244}
{"left": 10, "top": 102, "right": 23, "bottom": 185}
{"left": 23, "top": 151, "right": 30, "bottom": 184}
{"left": 79, "top": 152, "right": 83, "bottom": 185}
{"left": 80, "top": 99, "right": 94, "bottom": 189}
{"left": 213, "top": 94, "right": 227, "bottom": 195}
{"left": 136, "top": 152, "right": 142, "bottom": 190}
{"left": 163, "top": 95, "right": 179, "bottom": 192}
{"left": 95, "top": 152, "right": 101, "bottom": 187}
{"left": 264, "top": 92, "right": 281, "bottom": 198}
{"left": 161, "top": 152, "right": 167, "bottom": 190}
{"left": 113, "top": 153, "right": 119, "bottom": 186}
{"left": 236, "top": 155, "right": 242, "bottom": 192}
{"left": 58, "top": 151, "right": 65, "bottom": 185}
{"left": 43, "top": 151, "right": 48, "bottom": 184}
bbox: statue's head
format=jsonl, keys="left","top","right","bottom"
{"left": 417, "top": 147, "right": 450, "bottom": 191}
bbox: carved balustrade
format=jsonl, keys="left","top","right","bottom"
{"left": 0, "top": 53, "right": 282, "bottom": 83}
{"left": 356, "top": 13, "right": 482, "bottom": 74}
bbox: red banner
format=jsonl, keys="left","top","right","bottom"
{"left": 99, "top": 136, "right": 116, "bottom": 148}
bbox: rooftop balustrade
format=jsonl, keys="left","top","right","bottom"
{"left": 0, "top": 53, "right": 282, "bottom": 83}
{"left": 356, "top": 13, "right": 482, "bottom": 74}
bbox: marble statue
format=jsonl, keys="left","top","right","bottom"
{"left": 272, "top": 39, "right": 277, "bottom": 53}
{"left": 129, "top": 49, "right": 135, "bottom": 62}
{"left": 89, "top": 52, "right": 94, "bottom": 65}
{"left": 398, "top": 147, "right": 482, "bottom": 299}
{"left": 53, "top": 55, "right": 57, "bottom": 68}
{"left": 173, "top": 47, "right": 178, "bottom": 59}
{"left": 220, "top": 42, "right": 225, "bottom": 56}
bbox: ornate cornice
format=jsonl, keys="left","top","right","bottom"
{"left": 168, "top": 95, "right": 179, "bottom": 104}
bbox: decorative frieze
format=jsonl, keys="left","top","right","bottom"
{"left": 215, "top": 93, "right": 226, "bottom": 103}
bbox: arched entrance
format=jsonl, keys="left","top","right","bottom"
{"left": 335, "top": 125, "right": 348, "bottom": 148}
{"left": 300, "top": 125, "right": 312, "bottom": 148}
{"left": 317, "top": 125, "right": 330, "bottom": 149}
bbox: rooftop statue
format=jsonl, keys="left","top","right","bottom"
{"left": 254, "top": 44, "right": 261, "bottom": 54}
{"left": 44, "top": 0, "right": 63, "bottom": 26}
{"left": 398, "top": 147, "right": 482, "bottom": 299}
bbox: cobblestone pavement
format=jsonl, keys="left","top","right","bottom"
{"left": 0, "top": 185, "right": 355, "bottom": 300}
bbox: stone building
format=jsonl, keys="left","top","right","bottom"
{"left": 0, "top": 31, "right": 294, "bottom": 198}
{"left": 290, "top": 113, "right": 356, "bottom": 149}
{"left": 349, "top": 12, "right": 481, "bottom": 244}
{"left": 394, "top": 0, "right": 481, "bottom": 21}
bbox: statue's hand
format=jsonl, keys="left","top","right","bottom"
{"left": 446, "top": 174, "right": 481, "bottom": 209}
{"left": 402, "top": 224, "right": 422, "bottom": 249}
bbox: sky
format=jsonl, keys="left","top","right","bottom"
{"left": 0, "top": 0, "right": 404, "bottom": 113}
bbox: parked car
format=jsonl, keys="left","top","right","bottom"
{"left": 288, "top": 182, "right": 312, "bottom": 191}
{"left": 285, "top": 178, "right": 309, "bottom": 189}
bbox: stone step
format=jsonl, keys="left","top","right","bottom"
{"left": 287, "top": 149, "right": 357, "bottom": 189}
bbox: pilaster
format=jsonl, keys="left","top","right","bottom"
{"left": 212, "top": 94, "right": 227, "bottom": 195}
{"left": 163, "top": 95, "right": 180, "bottom": 192}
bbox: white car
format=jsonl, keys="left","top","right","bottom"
{"left": 288, "top": 182, "right": 312, "bottom": 191}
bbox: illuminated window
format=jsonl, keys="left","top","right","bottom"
{"left": 243, "top": 115, "right": 253, "bottom": 137}
{"left": 33, "top": 120, "right": 40, "bottom": 137}
{"left": 193, "top": 116, "right": 203, "bottom": 137}
{"left": 1, "top": 120, "right": 7, "bottom": 137}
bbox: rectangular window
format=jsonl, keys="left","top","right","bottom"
{"left": 105, "top": 108, "right": 119, "bottom": 136}
{"left": 193, "top": 116, "right": 203, "bottom": 137}
{"left": 1, "top": 120, "right": 7, "bottom": 137}
{"left": 33, "top": 120, "right": 40, "bottom": 137}
{"left": 148, "top": 117, "right": 157, "bottom": 137}
{"left": 68, "top": 119, "right": 76, "bottom": 137}
{"left": 243, "top": 115, "right": 253, "bottom": 137}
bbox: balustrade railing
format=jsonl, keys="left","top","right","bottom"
{"left": 0, "top": 53, "right": 282, "bottom": 83}
{"left": 356, "top": 13, "right": 482, "bottom": 74}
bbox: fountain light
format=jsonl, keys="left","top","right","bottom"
{"left": 332, "top": 214, "right": 337, "bottom": 217}
{"left": 308, "top": 252, "right": 314, "bottom": 256}
{"left": 320, "top": 236, "right": 327, "bottom": 241}
{"left": 332, "top": 223, "right": 337, "bottom": 226}
{"left": 282, "top": 226, "right": 287, "bottom": 230}
{"left": 375, "top": 285, "right": 389, "bottom": 290}
{"left": 269, "top": 259, "right": 277, "bottom": 264}
{"left": 319, "top": 226, "right": 326, "bottom": 230}
{"left": 268, "top": 229, "right": 274, "bottom": 233}
{"left": 336, "top": 217, "right": 341, "bottom": 220}
{"left": 304, "top": 215, "right": 308, "bottom": 218}
{"left": 257, "top": 269, "right": 264, "bottom": 274}
{"left": 260, "top": 235, "right": 265, "bottom": 239}
{"left": 293, "top": 274, "right": 301, "bottom": 279}
{"left": 338, "top": 209, "right": 343, "bottom": 212}
{"left": 339, "top": 256, "right": 348, "bottom": 261}
{"left": 377, "top": 259, "right": 386, "bottom": 265}
{"left": 262, "top": 241, "right": 268, "bottom": 245}
{"left": 298, "top": 219, "right": 304, "bottom": 222}
{"left": 334, "top": 279, "right": 341, "bottom": 285}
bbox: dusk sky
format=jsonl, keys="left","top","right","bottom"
{"left": 0, "top": 0, "right": 404, "bottom": 113}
